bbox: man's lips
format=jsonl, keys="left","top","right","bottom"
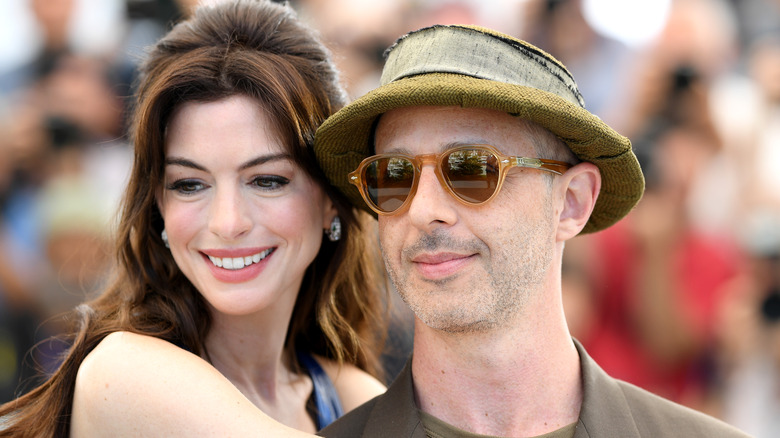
{"left": 411, "top": 252, "right": 476, "bottom": 279}
{"left": 412, "top": 252, "right": 472, "bottom": 265}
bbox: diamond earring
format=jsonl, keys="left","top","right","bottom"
{"left": 161, "top": 229, "right": 170, "bottom": 248}
{"left": 325, "top": 216, "right": 341, "bottom": 242}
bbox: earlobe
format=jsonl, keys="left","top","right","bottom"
{"left": 322, "top": 196, "right": 341, "bottom": 242}
{"left": 556, "top": 162, "right": 601, "bottom": 241}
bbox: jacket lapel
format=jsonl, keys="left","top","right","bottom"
{"left": 362, "top": 359, "right": 427, "bottom": 437}
{"left": 573, "top": 340, "right": 642, "bottom": 437}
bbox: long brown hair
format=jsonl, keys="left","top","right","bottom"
{"left": 0, "top": 1, "right": 386, "bottom": 436}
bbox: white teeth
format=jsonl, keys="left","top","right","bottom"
{"left": 208, "top": 249, "right": 273, "bottom": 270}
{"left": 208, "top": 255, "right": 223, "bottom": 268}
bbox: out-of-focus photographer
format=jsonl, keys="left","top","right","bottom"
{"left": 715, "top": 215, "right": 780, "bottom": 438}
{"left": 0, "top": 0, "right": 133, "bottom": 402}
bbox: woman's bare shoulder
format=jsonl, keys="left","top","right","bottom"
{"left": 74, "top": 331, "right": 200, "bottom": 399}
{"left": 71, "top": 331, "right": 309, "bottom": 437}
{"left": 313, "top": 356, "right": 386, "bottom": 413}
{"left": 75, "top": 331, "right": 187, "bottom": 392}
{"left": 81, "top": 330, "right": 183, "bottom": 364}
{"left": 71, "top": 331, "right": 210, "bottom": 435}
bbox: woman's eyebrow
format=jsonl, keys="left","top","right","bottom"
{"left": 238, "top": 153, "right": 290, "bottom": 171}
{"left": 164, "top": 153, "right": 291, "bottom": 171}
{"left": 164, "top": 157, "right": 206, "bottom": 171}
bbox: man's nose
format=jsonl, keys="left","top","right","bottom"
{"left": 406, "top": 164, "right": 458, "bottom": 230}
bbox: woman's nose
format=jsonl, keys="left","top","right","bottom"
{"left": 208, "top": 187, "right": 253, "bottom": 241}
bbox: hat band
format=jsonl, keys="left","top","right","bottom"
{"left": 380, "top": 25, "right": 585, "bottom": 107}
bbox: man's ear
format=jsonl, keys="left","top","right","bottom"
{"left": 556, "top": 162, "right": 601, "bottom": 241}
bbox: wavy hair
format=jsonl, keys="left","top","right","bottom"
{"left": 0, "top": 1, "right": 387, "bottom": 436}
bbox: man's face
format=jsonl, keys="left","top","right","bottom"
{"left": 374, "top": 106, "right": 559, "bottom": 333}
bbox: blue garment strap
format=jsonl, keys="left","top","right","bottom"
{"left": 297, "top": 352, "right": 344, "bottom": 429}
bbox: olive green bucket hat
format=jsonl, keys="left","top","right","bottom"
{"left": 315, "top": 24, "right": 644, "bottom": 234}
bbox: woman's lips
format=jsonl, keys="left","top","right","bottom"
{"left": 201, "top": 247, "right": 276, "bottom": 283}
{"left": 206, "top": 248, "right": 274, "bottom": 270}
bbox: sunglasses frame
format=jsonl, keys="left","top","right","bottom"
{"left": 348, "top": 144, "right": 572, "bottom": 216}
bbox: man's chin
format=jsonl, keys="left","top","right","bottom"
{"left": 415, "top": 309, "right": 495, "bottom": 335}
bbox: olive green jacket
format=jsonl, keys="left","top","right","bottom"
{"left": 319, "top": 341, "right": 751, "bottom": 437}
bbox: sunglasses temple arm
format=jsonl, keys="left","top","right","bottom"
{"left": 513, "top": 157, "right": 571, "bottom": 175}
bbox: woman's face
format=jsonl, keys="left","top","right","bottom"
{"left": 158, "top": 95, "right": 335, "bottom": 316}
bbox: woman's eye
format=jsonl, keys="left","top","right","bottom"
{"left": 167, "top": 179, "right": 205, "bottom": 194}
{"left": 252, "top": 175, "right": 289, "bottom": 190}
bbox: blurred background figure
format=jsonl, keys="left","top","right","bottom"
{"left": 557, "top": 0, "right": 779, "bottom": 419}
{"left": 519, "top": 0, "right": 638, "bottom": 130}
{"left": 0, "top": 0, "right": 779, "bottom": 432}
{"left": 714, "top": 214, "right": 780, "bottom": 438}
{"left": 296, "top": 0, "right": 524, "bottom": 99}
{"left": 0, "top": 0, "right": 138, "bottom": 402}
{"left": 558, "top": 0, "right": 746, "bottom": 413}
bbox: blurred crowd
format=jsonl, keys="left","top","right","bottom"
{"left": 0, "top": 0, "right": 779, "bottom": 436}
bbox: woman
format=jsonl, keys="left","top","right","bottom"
{"left": 0, "top": 1, "right": 387, "bottom": 436}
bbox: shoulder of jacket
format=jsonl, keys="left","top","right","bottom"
{"left": 615, "top": 380, "right": 751, "bottom": 437}
{"left": 318, "top": 395, "right": 380, "bottom": 437}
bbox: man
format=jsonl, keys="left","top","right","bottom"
{"left": 314, "top": 25, "right": 749, "bottom": 437}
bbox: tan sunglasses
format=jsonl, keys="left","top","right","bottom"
{"left": 348, "top": 144, "right": 572, "bottom": 215}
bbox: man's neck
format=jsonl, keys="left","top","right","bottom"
{"left": 410, "top": 307, "right": 582, "bottom": 437}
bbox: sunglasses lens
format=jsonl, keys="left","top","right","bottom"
{"left": 364, "top": 157, "right": 415, "bottom": 213}
{"left": 442, "top": 148, "right": 500, "bottom": 203}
